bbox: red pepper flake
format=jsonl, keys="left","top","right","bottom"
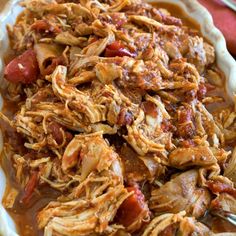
{"left": 117, "top": 186, "right": 148, "bottom": 228}
{"left": 4, "top": 49, "right": 39, "bottom": 84}
{"left": 31, "top": 20, "right": 61, "bottom": 34}
{"left": 207, "top": 180, "right": 236, "bottom": 198}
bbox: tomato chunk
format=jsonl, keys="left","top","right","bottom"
{"left": 207, "top": 180, "right": 236, "bottom": 198}
{"left": 20, "top": 171, "right": 38, "bottom": 205}
{"left": 177, "top": 106, "right": 195, "bottom": 138}
{"left": 4, "top": 49, "right": 39, "bottom": 84}
{"left": 31, "top": 20, "right": 61, "bottom": 34}
{"left": 105, "top": 41, "right": 136, "bottom": 58}
{"left": 117, "top": 186, "right": 148, "bottom": 229}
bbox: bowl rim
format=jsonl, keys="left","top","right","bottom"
{"left": 0, "top": 0, "right": 235, "bottom": 235}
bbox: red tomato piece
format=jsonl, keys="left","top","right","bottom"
{"left": 207, "top": 180, "right": 236, "bottom": 198}
{"left": 177, "top": 107, "right": 195, "bottom": 138}
{"left": 107, "top": 41, "right": 123, "bottom": 51}
{"left": 48, "top": 122, "right": 64, "bottom": 145}
{"left": 105, "top": 41, "right": 136, "bottom": 58}
{"left": 31, "top": 20, "right": 61, "bottom": 34}
{"left": 21, "top": 171, "right": 38, "bottom": 205}
{"left": 31, "top": 20, "right": 50, "bottom": 32}
{"left": 117, "top": 186, "right": 147, "bottom": 228}
{"left": 4, "top": 49, "right": 39, "bottom": 84}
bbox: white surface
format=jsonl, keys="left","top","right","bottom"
{"left": 0, "top": 0, "right": 235, "bottom": 235}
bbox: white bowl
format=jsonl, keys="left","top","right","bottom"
{"left": 0, "top": 0, "right": 235, "bottom": 235}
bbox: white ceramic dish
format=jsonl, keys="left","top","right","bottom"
{"left": 0, "top": 0, "right": 235, "bottom": 235}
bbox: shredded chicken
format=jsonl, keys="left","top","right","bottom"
{"left": 0, "top": 0, "right": 236, "bottom": 235}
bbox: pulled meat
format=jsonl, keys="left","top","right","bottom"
{"left": 0, "top": 0, "right": 235, "bottom": 236}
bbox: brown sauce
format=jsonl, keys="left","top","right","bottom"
{"left": 0, "top": 2, "right": 235, "bottom": 236}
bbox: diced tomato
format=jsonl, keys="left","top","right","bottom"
{"left": 207, "top": 180, "right": 236, "bottom": 198}
{"left": 105, "top": 41, "right": 136, "bottom": 58}
{"left": 117, "top": 186, "right": 148, "bottom": 228}
{"left": 20, "top": 172, "right": 38, "bottom": 205}
{"left": 31, "top": 20, "right": 50, "bottom": 31}
{"left": 4, "top": 49, "right": 39, "bottom": 84}
{"left": 31, "top": 20, "right": 61, "bottom": 34}
{"left": 48, "top": 122, "right": 64, "bottom": 145}
{"left": 107, "top": 41, "right": 123, "bottom": 51}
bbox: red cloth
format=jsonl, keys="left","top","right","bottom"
{"left": 198, "top": 0, "right": 236, "bottom": 55}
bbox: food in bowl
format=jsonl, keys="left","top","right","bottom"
{"left": 0, "top": 0, "right": 236, "bottom": 235}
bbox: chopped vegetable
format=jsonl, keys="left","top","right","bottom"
{"left": 105, "top": 41, "right": 136, "bottom": 58}
{"left": 4, "top": 49, "right": 39, "bottom": 84}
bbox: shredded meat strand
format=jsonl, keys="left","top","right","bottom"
{"left": 0, "top": 0, "right": 235, "bottom": 236}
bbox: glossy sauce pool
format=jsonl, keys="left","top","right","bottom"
{"left": 0, "top": 1, "right": 235, "bottom": 236}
